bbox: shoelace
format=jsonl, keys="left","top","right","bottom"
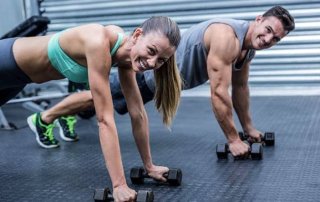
{"left": 62, "top": 116, "right": 77, "bottom": 134}
{"left": 35, "top": 114, "right": 56, "bottom": 142}
{"left": 43, "top": 124, "right": 55, "bottom": 142}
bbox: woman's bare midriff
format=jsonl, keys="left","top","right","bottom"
{"left": 12, "top": 35, "right": 65, "bottom": 83}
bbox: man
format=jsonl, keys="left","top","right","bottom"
{"left": 26, "top": 6, "right": 294, "bottom": 157}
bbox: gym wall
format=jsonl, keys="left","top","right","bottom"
{"left": 32, "top": 0, "right": 320, "bottom": 89}
{"left": 0, "top": 0, "right": 25, "bottom": 36}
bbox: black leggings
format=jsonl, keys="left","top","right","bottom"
{"left": 0, "top": 38, "right": 32, "bottom": 106}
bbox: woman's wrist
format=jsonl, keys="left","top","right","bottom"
{"left": 112, "top": 176, "right": 127, "bottom": 189}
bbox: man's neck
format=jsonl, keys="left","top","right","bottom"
{"left": 242, "top": 21, "right": 254, "bottom": 50}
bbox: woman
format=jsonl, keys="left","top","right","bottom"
{"left": 0, "top": 16, "right": 181, "bottom": 201}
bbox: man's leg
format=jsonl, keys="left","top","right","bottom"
{"left": 112, "top": 72, "right": 155, "bottom": 114}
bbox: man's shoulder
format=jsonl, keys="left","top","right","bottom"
{"left": 205, "top": 23, "right": 238, "bottom": 43}
{"left": 205, "top": 18, "right": 247, "bottom": 34}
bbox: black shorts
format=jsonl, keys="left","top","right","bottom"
{"left": 0, "top": 37, "right": 32, "bottom": 106}
{"left": 111, "top": 72, "right": 154, "bottom": 115}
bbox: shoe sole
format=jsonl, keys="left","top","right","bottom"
{"left": 55, "top": 120, "right": 79, "bottom": 142}
{"left": 27, "top": 115, "right": 59, "bottom": 149}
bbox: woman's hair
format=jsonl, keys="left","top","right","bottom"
{"left": 262, "top": 6, "right": 295, "bottom": 33}
{"left": 140, "top": 16, "right": 182, "bottom": 127}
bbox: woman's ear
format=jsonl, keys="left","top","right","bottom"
{"left": 132, "top": 27, "right": 143, "bottom": 43}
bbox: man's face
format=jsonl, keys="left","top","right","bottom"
{"left": 251, "top": 16, "right": 287, "bottom": 50}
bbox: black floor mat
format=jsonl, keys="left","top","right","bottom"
{"left": 1, "top": 96, "right": 320, "bottom": 202}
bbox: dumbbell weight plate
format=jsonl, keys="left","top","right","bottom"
{"left": 166, "top": 169, "right": 182, "bottom": 186}
{"left": 238, "top": 131, "right": 247, "bottom": 140}
{"left": 136, "top": 190, "right": 154, "bottom": 202}
{"left": 130, "top": 167, "right": 145, "bottom": 184}
{"left": 250, "top": 143, "right": 263, "bottom": 160}
{"left": 216, "top": 143, "right": 228, "bottom": 159}
{"left": 264, "top": 132, "right": 275, "bottom": 146}
{"left": 93, "top": 187, "right": 112, "bottom": 201}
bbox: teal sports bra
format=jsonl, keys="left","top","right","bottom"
{"left": 47, "top": 32, "right": 124, "bottom": 83}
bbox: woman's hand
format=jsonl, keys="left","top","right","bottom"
{"left": 146, "top": 164, "right": 169, "bottom": 182}
{"left": 113, "top": 184, "right": 137, "bottom": 202}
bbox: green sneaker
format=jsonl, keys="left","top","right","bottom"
{"left": 56, "top": 115, "right": 79, "bottom": 142}
{"left": 27, "top": 113, "right": 59, "bottom": 148}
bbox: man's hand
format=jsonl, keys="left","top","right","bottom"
{"left": 146, "top": 165, "right": 169, "bottom": 182}
{"left": 228, "top": 138, "right": 250, "bottom": 157}
{"left": 245, "top": 128, "right": 263, "bottom": 143}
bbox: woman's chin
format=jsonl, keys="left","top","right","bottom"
{"left": 132, "top": 67, "right": 140, "bottom": 72}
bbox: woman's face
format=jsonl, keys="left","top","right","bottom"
{"left": 130, "top": 29, "right": 176, "bottom": 72}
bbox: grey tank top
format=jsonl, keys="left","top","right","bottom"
{"left": 144, "top": 18, "right": 255, "bottom": 91}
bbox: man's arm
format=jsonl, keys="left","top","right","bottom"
{"left": 205, "top": 24, "right": 250, "bottom": 156}
{"left": 232, "top": 62, "right": 262, "bottom": 140}
{"left": 232, "top": 63, "right": 252, "bottom": 131}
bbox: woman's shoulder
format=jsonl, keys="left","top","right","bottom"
{"left": 62, "top": 23, "right": 106, "bottom": 40}
{"left": 104, "top": 25, "right": 125, "bottom": 35}
{"left": 67, "top": 23, "right": 104, "bottom": 32}
{"left": 66, "top": 24, "right": 125, "bottom": 39}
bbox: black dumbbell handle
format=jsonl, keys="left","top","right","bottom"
{"left": 224, "top": 142, "right": 251, "bottom": 152}
{"left": 239, "top": 132, "right": 273, "bottom": 141}
{"left": 228, "top": 142, "right": 262, "bottom": 159}
{"left": 226, "top": 142, "right": 263, "bottom": 155}
{"left": 137, "top": 167, "right": 173, "bottom": 179}
{"left": 94, "top": 188, "right": 153, "bottom": 202}
{"left": 239, "top": 131, "right": 275, "bottom": 146}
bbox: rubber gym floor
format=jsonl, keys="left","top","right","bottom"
{"left": 1, "top": 96, "right": 320, "bottom": 202}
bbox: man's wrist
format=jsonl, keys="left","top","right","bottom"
{"left": 227, "top": 135, "right": 241, "bottom": 144}
{"left": 243, "top": 124, "right": 254, "bottom": 133}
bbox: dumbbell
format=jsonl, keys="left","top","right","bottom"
{"left": 238, "top": 131, "right": 275, "bottom": 146}
{"left": 93, "top": 187, "right": 154, "bottom": 202}
{"left": 130, "top": 166, "right": 182, "bottom": 186}
{"left": 216, "top": 142, "right": 263, "bottom": 160}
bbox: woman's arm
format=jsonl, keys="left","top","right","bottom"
{"left": 118, "top": 66, "right": 153, "bottom": 169}
{"left": 118, "top": 67, "right": 168, "bottom": 181}
{"left": 85, "top": 24, "right": 126, "bottom": 188}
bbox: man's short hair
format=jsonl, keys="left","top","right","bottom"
{"left": 263, "top": 6, "right": 295, "bottom": 33}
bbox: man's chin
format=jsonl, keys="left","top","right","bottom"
{"left": 254, "top": 44, "right": 264, "bottom": 50}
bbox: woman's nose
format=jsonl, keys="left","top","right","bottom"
{"left": 147, "top": 57, "right": 157, "bottom": 69}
